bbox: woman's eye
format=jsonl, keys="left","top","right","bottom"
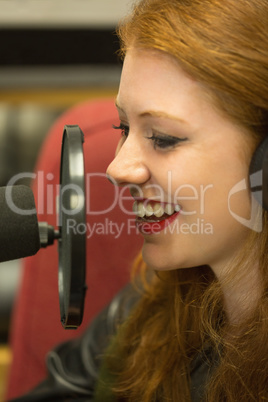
{"left": 112, "top": 123, "right": 129, "bottom": 139}
{"left": 112, "top": 124, "right": 187, "bottom": 150}
{"left": 147, "top": 134, "right": 187, "bottom": 149}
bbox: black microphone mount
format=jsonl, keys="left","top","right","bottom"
{"left": 38, "top": 222, "right": 60, "bottom": 247}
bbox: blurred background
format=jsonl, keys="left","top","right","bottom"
{"left": 0, "top": 0, "right": 132, "bottom": 398}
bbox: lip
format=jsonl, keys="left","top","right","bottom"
{"left": 132, "top": 197, "right": 176, "bottom": 207}
{"left": 136, "top": 210, "right": 180, "bottom": 235}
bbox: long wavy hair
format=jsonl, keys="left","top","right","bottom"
{"left": 104, "top": 0, "right": 268, "bottom": 400}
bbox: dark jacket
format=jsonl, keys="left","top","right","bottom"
{"left": 9, "top": 284, "right": 215, "bottom": 402}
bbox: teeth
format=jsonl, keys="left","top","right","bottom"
{"left": 164, "top": 204, "right": 174, "bottom": 215}
{"left": 133, "top": 201, "right": 145, "bottom": 217}
{"left": 133, "top": 200, "right": 181, "bottom": 218}
{"left": 145, "top": 203, "right": 154, "bottom": 216}
{"left": 133, "top": 201, "right": 138, "bottom": 215}
{"left": 137, "top": 202, "right": 146, "bottom": 218}
{"left": 175, "top": 204, "right": 181, "bottom": 212}
{"left": 153, "top": 203, "right": 165, "bottom": 217}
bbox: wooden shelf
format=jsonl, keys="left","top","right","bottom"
{"left": 0, "top": 345, "right": 11, "bottom": 402}
{"left": 0, "top": 88, "right": 117, "bottom": 107}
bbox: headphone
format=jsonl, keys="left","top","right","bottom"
{"left": 249, "top": 136, "right": 268, "bottom": 211}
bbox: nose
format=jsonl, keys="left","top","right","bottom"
{"left": 106, "top": 136, "right": 150, "bottom": 187}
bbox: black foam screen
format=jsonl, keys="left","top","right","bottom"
{"left": 0, "top": 185, "right": 40, "bottom": 262}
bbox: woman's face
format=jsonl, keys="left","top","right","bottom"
{"left": 107, "top": 48, "right": 255, "bottom": 276}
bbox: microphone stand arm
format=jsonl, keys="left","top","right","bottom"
{"left": 38, "top": 222, "right": 61, "bottom": 248}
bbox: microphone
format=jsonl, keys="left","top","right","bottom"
{"left": 0, "top": 125, "right": 86, "bottom": 329}
{"left": 0, "top": 185, "right": 41, "bottom": 263}
{"left": 0, "top": 185, "right": 62, "bottom": 264}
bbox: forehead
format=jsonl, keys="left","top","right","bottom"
{"left": 117, "top": 48, "right": 203, "bottom": 118}
{"left": 119, "top": 48, "right": 197, "bottom": 91}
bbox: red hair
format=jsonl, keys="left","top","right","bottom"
{"left": 104, "top": 1, "right": 268, "bottom": 400}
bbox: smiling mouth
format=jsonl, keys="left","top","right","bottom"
{"left": 133, "top": 200, "right": 181, "bottom": 234}
{"left": 133, "top": 200, "right": 181, "bottom": 220}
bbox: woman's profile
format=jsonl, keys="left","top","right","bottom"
{"left": 10, "top": 0, "right": 268, "bottom": 401}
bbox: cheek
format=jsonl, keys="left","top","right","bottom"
{"left": 154, "top": 151, "right": 251, "bottom": 215}
{"left": 226, "top": 184, "right": 252, "bottom": 219}
{"left": 198, "top": 175, "right": 252, "bottom": 234}
{"left": 172, "top": 184, "right": 205, "bottom": 215}
{"left": 166, "top": 162, "right": 216, "bottom": 214}
{"left": 173, "top": 171, "right": 251, "bottom": 224}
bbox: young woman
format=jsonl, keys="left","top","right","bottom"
{"left": 10, "top": 0, "right": 268, "bottom": 401}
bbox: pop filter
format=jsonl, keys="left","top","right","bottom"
{"left": 39, "top": 125, "right": 86, "bottom": 328}
{"left": 58, "top": 125, "right": 86, "bottom": 329}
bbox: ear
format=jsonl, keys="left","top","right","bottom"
{"left": 249, "top": 136, "right": 268, "bottom": 211}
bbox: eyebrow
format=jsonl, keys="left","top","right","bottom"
{"left": 115, "top": 100, "right": 188, "bottom": 125}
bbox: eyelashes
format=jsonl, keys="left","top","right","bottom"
{"left": 112, "top": 123, "right": 129, "bottom": 137}
{"left": 146, "top": 134, "right": 187, "bottom": 149}
{"left": 112, "top": 123, "right": 187, "bottom": 150}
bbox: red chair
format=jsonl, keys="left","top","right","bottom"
{"left": 6, "top": 98, "right": 142, "bottom": 400}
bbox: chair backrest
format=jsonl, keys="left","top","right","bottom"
{"left": 6, "top": 98, "right": 142, "bottom": 400}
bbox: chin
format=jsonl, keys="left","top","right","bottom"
{"left": 141, "top": 241, "right": 199, "bottom": 272}
{"left": 142, "top": 244, "right": 179, "bottom": 272}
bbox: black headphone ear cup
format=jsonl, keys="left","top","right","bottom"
{"left": 249, "top": 136, "right": 268, "bottom": 211}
